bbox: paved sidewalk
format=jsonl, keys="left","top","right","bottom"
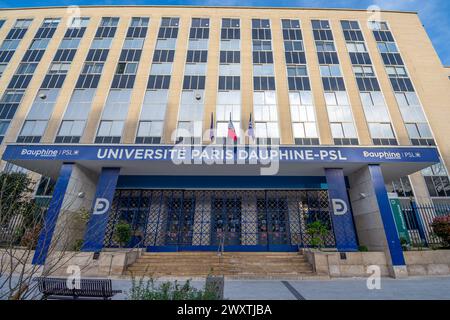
{"left": 111, "top": 276, "right": 450, "bottom": 300}
{"left": 3, "top": 275, "right": 450, "bottom": 300}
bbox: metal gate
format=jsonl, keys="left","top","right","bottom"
{"left": 104, "top": 189, "right": 336, "bottom": 251}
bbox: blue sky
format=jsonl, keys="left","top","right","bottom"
{"left": 1, "top": 0, "right": 449, "bottom": 65}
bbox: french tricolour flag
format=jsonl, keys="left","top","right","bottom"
{"left": 228, "top": 114, "right": 238, "bottom": 142}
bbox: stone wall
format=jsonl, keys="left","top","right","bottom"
{"left": 45, "top": 249, "right": 143, "bottom": 277}
{"left": 404, "top": 250, "right": 450, "bottom": 276}
{"left": 305, "top": 250, "right": 390, "bottom": 277}
{"left": 305, "top": 249, "right": 450, "bottom": 278}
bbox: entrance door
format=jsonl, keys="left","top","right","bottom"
{"left": 210, "top": 197, "right": 242, "bottom": 247}
{"left": 257, "top": 196, "right": 291, "bottom": 250}
{"left": 165, "top": 197, "right": 196, "bottom": 246}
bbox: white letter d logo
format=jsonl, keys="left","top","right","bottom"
{"left": 332, "top": 199, "right": 348, "bottom": 216}
{"left": 93, "top": 198, "right": 110, "bottom": 215}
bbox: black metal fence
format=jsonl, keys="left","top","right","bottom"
{"left": 401, "top": 202, "right": 450, "bottom": 247}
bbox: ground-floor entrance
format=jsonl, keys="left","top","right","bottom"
{"left": 104, "top": 189, "right": 336, "bottom": 251}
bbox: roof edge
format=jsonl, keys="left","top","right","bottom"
{"left": 0, "top": 4, "right": 419, "bottom": 15}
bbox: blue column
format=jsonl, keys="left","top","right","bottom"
{"left": 32, "top": 163, "right": 74, "bottom": 265}
{"left": 325, "top": 168, "right": 358, "bottom": 251}
{"left": 368, "top": 165, "right": 405, "bottom": 266}
{"left": 81, "top": 167, "right": 120, "bottom": 252}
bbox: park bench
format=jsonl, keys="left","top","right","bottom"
{"left": 35, "top": 277, "right": 122, "bottom": 300}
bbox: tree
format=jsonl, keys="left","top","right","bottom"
{"left": 0, "top": 172, "right": 89, "bottom": 300}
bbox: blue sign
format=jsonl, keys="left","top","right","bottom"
{"left": 81, "top": 168, "right": 120, "bottom": 252}
{"left": 2, "top": 144, "right": 440, "bottom": 164}
{"left": 325, "top": 168, "right": 358, "bottom": 251}
{"left": 32, "top": 163, "right": 74, "bottom": 265}
{"left": 369, "top": 165, "right": 406, "bottom": 266}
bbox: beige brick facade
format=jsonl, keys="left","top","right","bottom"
{"left": 0, "top": 6, "right": 449, "bottom": 202}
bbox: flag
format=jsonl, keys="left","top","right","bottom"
{"left": 227, "top": 113, "right": 238, "bottom": 142}
{"left": 248, "top": 113, "right": 255, "bottom": 141}
{"left": 209, "top": 112, "right": 215, "bottom": 141}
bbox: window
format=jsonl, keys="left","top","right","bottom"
{"left": 220, "top": 39, "right": 240, "bottom": 51}
{"left": 16, "top": 63, "right": 37, "bottom": 74}
{"left": 35, "top": 176, "right": 55, "bottom": 197}
{"left": 369, "top": 21, "right": 389, "bottom": 31}
{"left": 184, "top": 63, "right": 207, "bottom": 75}
{"left": 100, "top": 89, "right": 132, "bottom": 121}
{"left": 405, "top": 123, "right": 432, "bottom": 139}
{"left": 56, "top": 88, "right": 95, "bottom": 143}
{"left": 123, "top": 38, "right": 144, "bottom": 49}
{"left": 0, "top": 63, "right": 6, "bottom": 75}
{"left": 377, "top": 42, "right": 398, "bottom": 53}
{"left": 341, "top": 20, "right": 360, "bottom": 30}
{"left": 97, "top": 121, "right": 124, "bottom": 137}
{"left": 177, "top": 90, "right": 205, "bottom": 143}
{"left": 91, "top": 38, "right": 112, "bottom": 49}
{"left": 156, "top": 38, "right": 177, "bottom": 50}
{"left": 368, "top": 123, "right": 395, "bottom": 139}
{"left": 30, "top": 38, "right": 50, "bottom": 50}
{"left": 289, "top": 91, "right": 318, "bottom": 143}
{"left": 316, "top": 41, "right": 335, "bottom": 52}
{"left": 253, "top": 64, "right": 274, "bottom": 76}
{"left": 188, "top": 39, "right": 209, "bottom": 50}
{"left": 71, "top": 17, "right": 90, "bottom": 28}
{"left": 42, "top": 18, "right": 60, "bottom": 28}
{"left": 59, "top": 38, "right": 81, "bottom": 49}
{"left": 14, "top": 19, "right": 32, "bottom": 28}
{"left": 253, "top": 76, "right": 275, "bottom": 91}
{"left": 95, "top": 89, "right": 131, "bottom": 141}
{"left": 116, "top": 62, "right": 138, "bottom": 75}
{"left": 49, "top": 62, "right": 70, "bottom": 74}
{"left": 0, "top": 39, "right": 20, "bottom": 51}
{"left": 252, "top": 40, "right": 272, "bottom": 51}
{"left": 161, "top": 17, "right": 179, "bottom": 27}
{"left": 150, "top": 63, "right": 172, "bottom": 75}
{"left": 422, "top": 162, "right": 450, "bottom": 197}
{"left": 131, "top": 17, "right": 149, "bottom": 27}
{"left": 82, "top": 62, "right": 104, "bottom": 74}
{"left": 387, "top": 177, "right": 414, "bottom": 198}
{"left": 253, "top": 91, "right": 279, "bottom": 140}
{"left": 57, "top": 120, "right": 85, "bottom": 137}
{"left": 284, "top": 40, "right": 303, "bottom": 52}
{"left": 353, "top": 66, "right": 375, "bottom": 77}
{"left": 346, "top": 42, "right": 366, "bottom": 53}
{"left": 19, "top": 120, "right": 47, "bottom": 139}
{"left": 386, "top": 66, "right": 407, "bottom": 77}
{"left": 287, "top": 66, "right": 307, "bottom": 77}
{"left": 100, "top": 17, "right": 119, "bottom": 27}
{"left": 320, "top": 65, "right": 341, "bottom": 77}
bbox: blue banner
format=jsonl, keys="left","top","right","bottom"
{"left": 81, "top": 168, "right": 120, "bottom": 252}
{"left": 369, "top": 165, "right": 406, "bottom": 266}
{"left": 32, "top": 163, "right": 73, "bottom": 265}
{"left": 325, "top": 168, "right": 358, "bottom": 251}
{"left": 2, "top": 144, "right": 440, "bottom": 164}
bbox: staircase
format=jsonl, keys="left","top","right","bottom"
{"left": 126, "top": 252, "right": 316, "bottom": 279}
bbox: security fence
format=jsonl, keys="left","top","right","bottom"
{"left": 104, "top": 189, "right": 337, "bottom": 251}
{"left": 401, "top": 202, "right": 450, "bottom": 247}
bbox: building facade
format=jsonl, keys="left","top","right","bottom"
{"left": 0, "top": 6, "right": 449, "bottom": 275}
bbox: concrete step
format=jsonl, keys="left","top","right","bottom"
{"left": 126, "top": 252, "right": 314, "bottom": 277}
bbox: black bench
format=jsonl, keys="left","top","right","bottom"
{"left": 35, "top": 277, "right": 122, "bottom": 300}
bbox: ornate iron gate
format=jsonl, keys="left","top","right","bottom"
{"left": 104, "top": 189, "right": 336, "bottom": 251}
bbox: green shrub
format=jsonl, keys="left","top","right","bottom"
{"left": 306, "top": 220, "right": 328, "bottom": 250}
{"left": 128, "top": 277, "right": 220, "bottom": 300}
{"left": 113, "top": 222, "right": 132, "bottom": 247}
{"left": 358, "top": 245, "right": 368, "bottom": 252}
{"left": 431, "top": 215, "right": 450, "bottom": 248}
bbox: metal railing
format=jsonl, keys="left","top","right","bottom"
{"left": 401, "top": 202, "right": 450, "bottom": 247}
